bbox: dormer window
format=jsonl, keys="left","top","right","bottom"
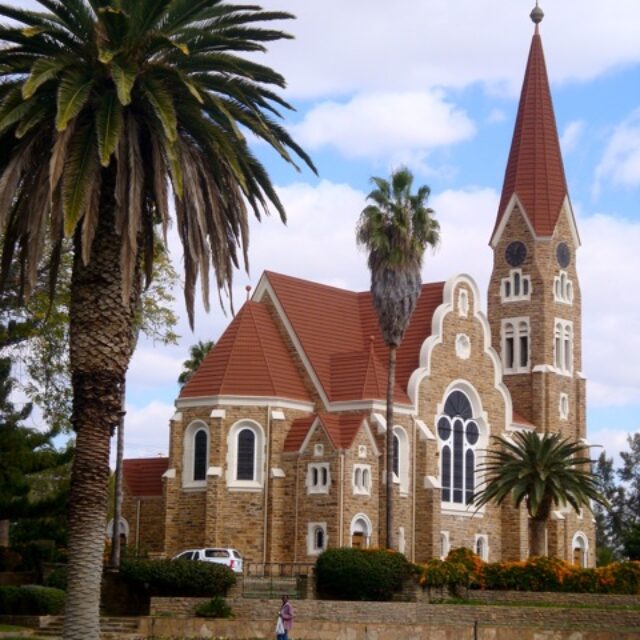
{"left": 554, "top": 271, "right": 574, "bottom": 305}
{"left": 501, "top": 269, "right": 531, "bottom": 302}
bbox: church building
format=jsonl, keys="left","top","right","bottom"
{"left": 122, "top": 6, "right": 595, "bottom": 568}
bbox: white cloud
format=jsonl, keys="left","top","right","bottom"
{"left": 578, "top": 210, "right": 640, "bottom": 406}
{"left": 487, "top": 108, "right": 506, "bottom": 124}
{"left": 127, "top": 349, "right": 184, "bottom": 390}
{"left": 117, "top": 401, "right": 173, "bottom": 460}
{"left": 560, "top": 120, "right": 586, "bottom": 154}
{"left": 293, "top": 91, "right": 475, "bottom": 159}
{"left": 594, "top": 109, "right": 640, "bottom": 194}
{"left": 248, "top": 0, "right": 640, "bottom": 99}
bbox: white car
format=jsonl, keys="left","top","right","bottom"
{"left": 172, "top": 547, "right": 244, "bottom": 573}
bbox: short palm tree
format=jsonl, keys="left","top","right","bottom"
{"left": 356, "top": 167, "right": 440, "bottom": 550}
{"left": 0, "top": 2, "right": 314, "bottom": 638}
{"left": 474, "top": 431, "right": 608, "bottom": 558}
{"left": 178, "top": 339, "right": 214, "bottom": 386}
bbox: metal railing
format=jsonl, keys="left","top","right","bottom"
{"left": 243, "top": 562, "right": 315, "bottom": 578}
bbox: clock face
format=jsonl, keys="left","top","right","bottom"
{"left": 505, "top": 241, "right": 527, "bottom": 267}
{"left": 556, "top": 242, "right": 571, "bottom": 268}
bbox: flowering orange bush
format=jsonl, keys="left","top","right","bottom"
{"left": 416, "top": 547, "right": 640, "bottom": 595}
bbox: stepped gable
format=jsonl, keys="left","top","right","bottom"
{"left": 265, "top": 271, "right": 444, "bottom": 404}
{"left": 493, "top": 28, "right": 568, "bottom": 239}
{"left": 179, "top": 301, "right": 311, "bottom": 402}
{"left": 122, "top": 457, "right": 168, "bottom": 497}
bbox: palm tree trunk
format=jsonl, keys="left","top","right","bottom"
{"left": 63, "top": 186, "right": 139, "bottom": 640}
{"left": 109, "top": 382, "right": 126, "bottom": 569}
{"left": 530, "top": 518, "right": 547, "bottom": 557}
{"left": 385, "top": 345, "right": 397, "bottom": 550}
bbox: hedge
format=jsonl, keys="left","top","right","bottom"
{"left": 316, "top": 548, "right": 412, "bottom": 601}
{"left": 119, "top": 558, "right": 235, "bottom": 597}
{"left": 0, "top": 585, "right": 65, "bottom": 614}
{"left": 195, "top": 596, "right": 233, "bottom": 618}
{"left": 417, "top": 547, "right": 640, "bottom": 595}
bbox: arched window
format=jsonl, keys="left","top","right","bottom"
{"left": 554, "top": 319, "right": 573, "bottom": 374}
{"left": 392, "top": 427, "right": 409, "bottom": 494}
{"left": 350, "top": 514, "right": 372, "bottom": 549}
{"left": 392, "top": 434, "right": 400, "bottom": 477}
{"left": 554, "top": 271, "right": 574, "bottom": 305}
{"left": 183, "top": 420, "right": 209, "bottom": 488}
{"left": 437, "top": 390, "right": 481, "bottom": 506}
{"left": 572, "top": 532, "right": 588, "bottom": 568}
{"left": 501, "top": 269, "right": 532, "bottom": 302}
{"left": 193, "top": 429, "right": 207, "bottom": 481}
{"left": 501, "top": 318, "right": 529, "bottom": 373}
{"left": 226, "top": 420, "right": 265, "bottom": 489}
{"left": 440, "top": 531, "right": 450, "bottom": 559}
{"left": 307, "top": 522, "right": 327, "bottom": 555}
{"left": 475, "top": 534, "right": 489, "bottom": 561}
{"left": 237, "top": 428, "right": 255, "bottom": 480}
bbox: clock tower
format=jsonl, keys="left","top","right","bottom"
{"left": 487, "top": 4, "right": 585, "bottom": 446}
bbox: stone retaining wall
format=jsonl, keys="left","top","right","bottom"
{"left": 149, "top": 596, "right": 640, "bottom": 632}
{"left": 140, "top": 616, "right": 640, "bottom": 640}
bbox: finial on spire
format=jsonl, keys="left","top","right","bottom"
{"left": 530, "top": 1, "right": 544, "bottom": 30}
{"left": 245, "top": 284, "right": 252, "bottom": 301}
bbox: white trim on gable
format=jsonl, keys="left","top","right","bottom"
{"left": 490, "top": 193, "right": 581, "bottom": 249}
{"left": 407, "top": 273, "right": 513, "bottom": 431}
{"left": 299, "top": 417, "right": 328, "bottom": 455}
{"left": 490, "top": 194, "right": 536, "bottom": 248}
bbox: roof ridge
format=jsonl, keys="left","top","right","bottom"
{"left": 246, "top": 302, "right": 278, "bottom": 395}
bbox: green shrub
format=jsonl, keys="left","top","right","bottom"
{"left": 598, "top": 561, "right": 640, "bottom": 594}
{"left": 195, "top": 596, "right": 233, "bottom": 618}
{"left": 45, "top": 566, "right": 68, "bottom": 591}
{"left": 119, "top": 559, "right": 235, "bottom": 597}
{"left": 0, "top": 585, "right": 65, "bottom": 614}
{"left": 315, "top": 548, "right": 412, "bottom": 601}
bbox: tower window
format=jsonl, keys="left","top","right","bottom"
{"left": 501, "top": 269, "right": 532, "bottom": 303}
{"left": 554, "top": 271, "right": 574, "bottom": 305}
{"left": 554, "top": 319, "right": 573, "bottom": 374}
{"left": 501, "top": 318, "right": 530, "bottom": 373}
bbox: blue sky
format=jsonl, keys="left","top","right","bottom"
{"left": 11, "top": 1, "right": 640, "bottom": 463}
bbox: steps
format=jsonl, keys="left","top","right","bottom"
{"left": 37, "top": 616, "right": 142, "bottom": 639}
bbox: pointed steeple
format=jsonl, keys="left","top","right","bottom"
{"left": 492, "top": 4, "right": 569, "bottom": 240}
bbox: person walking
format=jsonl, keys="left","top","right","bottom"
{"left": 278, "top": 594, "right": 294, "bottom": 640}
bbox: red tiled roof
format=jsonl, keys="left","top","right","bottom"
{"left": 122, "top": 457, "right": 168, "bottom": 497}
{"left": 265, "top": 272, "right": 444, "bottom": 404}
{"left": 283, "top": 412, "right": 369, "bottom": 452}
{"left": 180, "top": 301, "right": 312, "bottom": 402}
{"left": 512, "top": 410, "right": 535, "bottom": 428}
{"left": 284, "top": 415, "right": 316, "bottom": 452}
{"left": 494, "top": 31, "right": 568, "bottom": 239}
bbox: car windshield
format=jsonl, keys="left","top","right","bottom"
{"left": 177, "top": 551, "right": 193, "bottom": 560}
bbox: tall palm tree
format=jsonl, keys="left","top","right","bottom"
{"left": 474, "top": 431, "right": 608, "bottom": 557}
{"left": 178, "top": 339, "right": 214, "bottom": 387}
{"left": 0, "top": 2, "right": 314, "bottom": 637}
{"left": 356, "top": 167, "right": 439, "bottom": 550}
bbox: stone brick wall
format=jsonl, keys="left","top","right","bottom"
{"left": 149, "top": 596, "right": 640, "bottom": 635}
{"left": 121, "top": 494, "right": 165, "bottom": 554}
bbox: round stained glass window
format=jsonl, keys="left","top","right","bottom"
{"left": 466, "top": 421, "right": 479, "bottom": 445}
{"left": 437, "top": 417, "right": 451, "bottom": 440}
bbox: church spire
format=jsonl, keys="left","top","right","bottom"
{"left": 492, "top": 3, "right": 569, "bottom": 242}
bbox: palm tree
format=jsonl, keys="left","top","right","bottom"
{"left": 178, "top": 339, "right": 214, "bottom": 387}
{"left": 0, "top": 2, "right": 314, "bottom": 638}
{"left": 474, "top": 431, "right": 608, "bottom": 558}
{"left": 356, "top": 167, "right": 440, "bottom": 550}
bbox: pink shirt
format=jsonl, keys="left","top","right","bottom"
{"left": 280, "top": 601, "right": 294, "bottom": 631}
